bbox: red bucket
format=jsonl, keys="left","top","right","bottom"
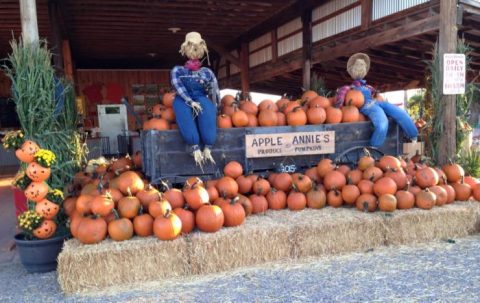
{"left": 12, "top": 187, "right": 28, "bottom": 216}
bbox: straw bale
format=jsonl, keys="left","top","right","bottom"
{"left": 188, "top": 214, "right": 293, "bottom": 275}
{"left": 383, "top": 202, "right": 480, "bottom": 245}
{"left": 57, "top": 236, "right": 189, "bottom": 294}
{"left": 265, "top": 208, "right": 387, "bottom": 258}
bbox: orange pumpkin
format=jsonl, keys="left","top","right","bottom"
{"left": 341, "top": 105, "right": 359, "bottom": 123}
{"left": 308, "top": 96, "right": 331, "bottom": 108}
{"left": 266, "top": 189, "right": 287, "bottom": 210}
{"left": 258, "top": 109, "right": 278, "bottom": 127}
{"left": 183, "top": 184, "right": 209, "bottom": 209}
{"left": 133, "top": 213, "right": 154, "bottom": 237}
{"left": 316, "top": 158, "right": 335, "bottom": 178}
{"left": 238, "top": 194, "right": 253, "bottom": 216}
{"left": 153, "top": 210, "right": 182, "bottom": 240}
{"left": 33, "top": 219, "right": 57, "bottom": 239}
{"left": 136, "top": 185, "right": 161, "bottom": 209}
{"left": 224, "top": 161, "right": 244, "bottom": 179}
{"left": 347, "top": 169, "right": 363, "bottom": 185}
{"left": 163, "top": 187, "right": 185, "bottom": 209}
{"left": 148, "top": 197, "right": 172, "bottom": 218}
{"left": 90, "top": 192, "right": 115, "bottom": 217}
{"left": 373, "top": 177, "right": 397, "bottom": 196}
{"left": 273, "top": 172, "right": 292, "bottom": 192}
{"left": 287, "top": 107, "right": 307, "bottom": 126}
{"left": 220, "top": 197, "right": 246, "bottom": 227}
{"left": 231, "top": 108, "right": 249, "bottom": 127}
{"left": 378, "top": 194, "right": 397, "bottom": 212}
{"left": 215, "top": 176, "right": 239, "bottom": 198}
{"left": 236, "top": 175, "right": 253, "bottom": 194}
{"left": 395, "top": 189, "right": 415, "bottom": 209}
{"left": 108, "top": 217, "right": 134, "bottom": 241}
{"left": 415, "top": 188, "right": 436, "bottom": 209}
{"left": 323, "top": 170, "right": 346, "bottom": 191}
{"left": 342, "top": 184, "right": 361, "bottom": 205}
{"left": 327, "top": 189, "right": 343, "bottom": 208}
{"left": 118, "top": 193, "right": 141, "bottom": 219}
{"left": 76, "top": 216, "right": 108, "bottom": 244}
{"left": 440, "top": 183, "right": 456, "bottom": 204}
{"left": 195, "top": 204, "right": 224, "bottom": 233}
{"left": 291, "top": 173, "right": 313, "bottom": 193}
{"left": 287, "top": 191, "right": 307, "bottom": 211}
{"left": 15, "top": 140, "right": 39, "bottom": 163}
{"left": 162, "top": 92, "right": 175, "bottom": 107}
{"left": 355, "top": 193, "right": 377, "bottom": 212}
{"left": 325, "top": 106, "right": 342, "bottom": 124}
{"left": 357, "top": 179, "right": 374, "bottom": 194}
{"left": 358, "top": 150, "right": 375, "bottom": 171}
{"left": 26, "top": 162, "right": 51, "bottom": 182}
{"left": 306, "top": 186, "right": 327, "bottom": 209}
{"left": 172, "top": 207, "right": 195, "bottom": 234}
{"left": 239, "top": 99, "right": 258, "bottom": 116}
{"left": 363, "top": 166, "right": 383, "bottom": 182}
{"left": 442, "top": 162, "right": 464, "bottom": 183}
{"left": 116, "top": 171, "right": 145, "bottom": 195}
{"left": 452, "top": 177, "right": 472, "bottom": 201}
{"left": 24, "top": 181, "right": 49, "bottom": 203}
{"left": 415, "top": 167, "right": 439, "bottom": 188}
{"left": 258, "top": 99, "right": 278, "bottom": 112}
{"left": 301, "top": 90, "right": 318, "bottom": 103}
{"left": 35, "top": 199, "right": 59, "bottom": 220}
{"left": 429, "top": 185, "right": 448, "bottom": 206}
{"left": 345, "top": 89, "right": 365, "bottom": 108}
{"left": 217, "top": 114, "right": 233, "bottom": 128}
{"left": 306, "top": 105, "right": 327, "bottom": 125}
{"left": 252, "top": 178, "right": 271, "bottom": 195}
{"left": 249, "top": 194, "right": 268, "bottom": 214}
{"left": 378, "top": 155, "right": 402, "bottom": 172}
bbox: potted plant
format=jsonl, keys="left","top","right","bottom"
{"left": 2, "top": 40, "right": 85, "bottom": 272}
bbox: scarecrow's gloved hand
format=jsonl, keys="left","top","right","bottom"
{"left": 187, "top": 100, "right": 203, "bottom": 117}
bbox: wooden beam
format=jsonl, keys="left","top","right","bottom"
{"left": 19, "top": 0, "right": 39, "bottom": 46}
{"left": 271, "top": 29, "right": 278, "bottom": 63}
{"left": 302, "top": 7, "right": 312, "bottom": 90}
{"left": 438, "top": 0, "right": 458, "bottom": 165}
{"left": 48, "top": 0, "right": 63, "bottom": 75}
{"left": 240, "top": 42, "right": 250, "bottom": 93}
{"left": 243, "top": 14, "right": 440, "bottom": 85}
{"left": 206, "top": 40, "right": 240, "bottom": 67}
{"left": 361, "top": 0, "right": 373, "bottom": 30}
{"left": 62, "top": 40, "right": 74, "bottom": 82}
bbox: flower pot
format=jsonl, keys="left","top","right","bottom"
{"left": 14, "top": 233, "right": 67, "bottom": 273}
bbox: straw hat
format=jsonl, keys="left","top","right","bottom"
{"left": 347, "top": 53, "right": 370, "bottom": 75}
{"left": 183, "top": 32, "right": 205, "bottom": 45}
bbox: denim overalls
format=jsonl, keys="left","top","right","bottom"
{"left": 172, "top": 68, "right": 217, "bottom": 150}
{"left": 354, "top": 80, "right": 418, "bottom": 147}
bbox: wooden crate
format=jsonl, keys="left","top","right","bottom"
{"left": 141, "top": 121, "right": 402, "bottom": 184}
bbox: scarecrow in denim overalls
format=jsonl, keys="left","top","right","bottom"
{"left": 171, "top": 32, "right": 220, "bottom": 166}
{"left": 335, "top": 53, "right": 418, "bottom": 147}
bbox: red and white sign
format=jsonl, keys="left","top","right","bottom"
{"left": 443, "top": 53, "right": 466, "bottom": 95}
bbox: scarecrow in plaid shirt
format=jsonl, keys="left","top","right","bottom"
{"left": 171, "top": 32, "right": 220, "bottom": 166}
{"left": 335, "top": 53, "right": 417, "bottom": 147}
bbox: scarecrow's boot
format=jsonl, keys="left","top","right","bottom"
{"left": 203, "top": 146, "right": 215, "bottom": 165}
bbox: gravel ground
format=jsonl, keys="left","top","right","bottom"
{"left": 1, "top": 235, "right": 480, "bottom": 303}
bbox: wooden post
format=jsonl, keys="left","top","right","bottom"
{"left": 271, "top": 29, "right": 278, "bottom": 63}
{"left": 302, "top": 8, "right": 312, "bottom": 90}
{"left": 20, "top": 0, "right": 39, "bottom": 46}
{"left": 361, "top": 0, "right": 373, "bottom": 30}
{"left": 48, "top": 0, "right": 64, "bottom": 75}
{"left": 438, "top": 0, "right": 458, "bottom": 165}
{"left": 240, "top": 43, "right": 250, "bottom": 93}
{"left": 62, "top": 40, "right": 74, "bottom": 82}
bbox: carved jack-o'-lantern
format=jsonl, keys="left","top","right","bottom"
{"left": 15, "top": 140, "right": 39, "bottom": 163}
{"left": 35, "top": 199, "right": 60, "bottom": 220}
{"left": 26, "top": 162, "right": 51, "bottom": 182}
{"left": 32, "top": 219, "right": 57, "bottom": 239}
{"left": 24, "top": 182, "right": 49, "bottom": 203}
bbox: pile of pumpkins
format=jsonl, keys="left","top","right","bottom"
{"left": 141, "top": 89, "right": 374, "bottom": 131}
{"left": 67, "top": 151, "right": 479, "bottom": 245}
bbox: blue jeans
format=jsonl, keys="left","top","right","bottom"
{"left": 173, "top": 77, "right": 217, "bottom": 147}
{"left": 361, "top": 101, "right": 418, "bottom": 147}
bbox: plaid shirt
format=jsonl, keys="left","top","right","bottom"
{"left": 170, "top": 66, "right": 220, "bottom": 106}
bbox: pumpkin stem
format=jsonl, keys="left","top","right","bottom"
{"left": 112, "top": 208, "right": 120, "bottom": 219}
{"left": 363, "top": 148, "right": 371, "bottom": 157}
{"left": 363, "top": 201, "right": 369, "bottom": 213}
{"left": 127, "top": 187, "right": 133, "bottom": 197}
{"left": 231, "top": 196, "right": 240, "bottom": 204}
{"left": 164, "top": 209, "right": 171, "bottom": 218}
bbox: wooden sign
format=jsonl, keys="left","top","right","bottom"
{"left": 245, "top": 131, "right": 335, "bottom": 158}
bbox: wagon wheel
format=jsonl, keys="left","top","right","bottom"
{"left": 334, "top": 146, "right": 385, "bottom": 167}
